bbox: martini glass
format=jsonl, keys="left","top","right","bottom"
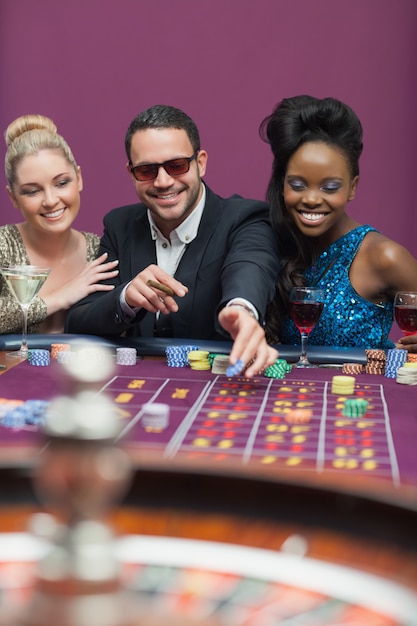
{"left": 394, "top": 291, "right": 417, "bottom": 337}
{"left": 0, "top": 265, "right": 51, "bottom": 358}
{"left": 289, "top": 287, "right": 325, "bottom": 367}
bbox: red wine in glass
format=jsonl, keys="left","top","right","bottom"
{"left": 394, "top": 292, "right": 417, "bottom": 336}
{"left": 289, "top": 287, "right": 325, "bottom": 367}
{"left": 290, "top": 301, "right": 324, "bottom": 335}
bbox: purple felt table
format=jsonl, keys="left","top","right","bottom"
{"left": 1, "top": 358, "right": 417, "bottom": 492}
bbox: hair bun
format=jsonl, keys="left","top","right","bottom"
{"left": 5, "top": 114, "right": 57, "bottom": 147}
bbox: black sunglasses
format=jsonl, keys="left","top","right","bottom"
{"left": 129, "top": 151, "right": 198, "bottom": 182}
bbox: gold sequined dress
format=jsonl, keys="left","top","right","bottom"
{"left": 0, "top": 224, "right": 100, "bottom": 334}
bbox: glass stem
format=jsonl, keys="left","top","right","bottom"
{"left": 20, "top": 305, "right": 29, "bottom": 355}
{"left": 299, "top": 331, "right": 309, "bottom": 364}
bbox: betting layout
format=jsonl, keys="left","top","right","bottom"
{"left": 0, "top": 355, "right": 413, "bottom": 485}
{"left": 104, "top": 363, "right": 400, "bottom": 483}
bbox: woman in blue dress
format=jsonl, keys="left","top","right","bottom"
{"left": 260, "top": 95, "right": 417, "bottom": 352}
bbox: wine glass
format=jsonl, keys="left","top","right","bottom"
{"left": 0, "top": 265, "right": 51, "bottom": 358}
{"left": 289, "top": 287, "right": 325, "bottom": 368}
{"left": 394, "top": 291, "right": 417, "bottom": 336}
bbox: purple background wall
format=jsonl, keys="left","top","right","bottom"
{"left": 1, "top": 0, "right": 416, "bottom": 323}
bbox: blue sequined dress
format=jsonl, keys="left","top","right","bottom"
{"left": 281, "top": 225, "right": 394, "bottom": 349}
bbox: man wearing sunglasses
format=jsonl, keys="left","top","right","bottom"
{"left": 66, "top": 105, "right": 279, "bottom": 376}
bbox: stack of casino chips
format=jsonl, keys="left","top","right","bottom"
{"left": 331, "top": 375, "right": 356, "bottom": 395}
{"left": 264, "top": 358, "right": 292, "bottom": 379}
{"left": 0, "top": 399, "right": 24, "bottom": 421}
{"left": 365, "top": 349, "right": 387, "bottom": 375}
{"left": 1, "top": 399, "right": 49, "bottom": 429}
{"left": 207, "top": 353, "right": 217, "bottom": 367}
{"left": 384, "top": 348, "right": 407, "bottom": 378}
{"left": 210, "top": 354, "right": 230, "bottom": 375}
{"left": 342, "top": 362, "right": 363, "bottom": 375}
{"left": 396, "top": 362, "right": 417, "bottom": 385}
{"left": 57, "top": 350, "right": 76, "bottom": 365}
{"left": 183, "top": 345, "right": 200, "bottom": 364}
{"left": 141, "top": 402, "right": 170, "bottom": 432}
{"left": 28, "top": 348, "right": 50, "bottom": 366}
{"left": 188, "top": 349, "right": 211, "bottom": 370}
{"left": 165, "top": 345, "right": 199, "bottom": 367}
{"left": 342, "top": 398, "right": 369, "bottom": 418}
{"left": 116, "top": 347, "right": 137, "bottom": 366}
{"left": 51, "top": 343, "right": 71, "bottom": 359}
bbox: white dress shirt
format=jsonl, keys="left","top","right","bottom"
{"left": 121, "top": 184, "right": 258, "bottom": 320}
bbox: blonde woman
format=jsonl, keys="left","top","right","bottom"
{"left": 1, "top": 114, "right": 118, "bottom": 334}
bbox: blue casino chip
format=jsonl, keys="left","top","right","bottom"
{"left": 226, "top": 359, "right": 244, "bottom": 377}
{"left": 1, "top": 399, "right": 50, "bottom": 429}
{"left": 165, "top": 345, "right": 197, "bottom": 367}
{"left": 28, "top": 349, "right": 50, "bottom": 366}
{"left": 385, "top": 349, "right": 407, "bottom": 378}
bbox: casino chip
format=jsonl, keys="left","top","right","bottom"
{"left": 28, "top": 349, "right": 50, "bottom": 366}
{"left": 141, "top": 402, "right": 170, "bottom": 432}
{"left": 396, "top": 364, "right": 417, "bottom": 385}
{"left": 188, "top": 350, "right": 211, "bottom": 370}
{"left": 342, "top": 363, "right": 363, "bottom": 375}
{"left": 116, "top": 347, "right": 137, "bottom": 366}
{"left": 365, "top": 349, "right": 387, "bottom": 375}
{"left": 50, "top": 343, "right": 71, "bottom": 359}
{"left": 165, "top": 345, "right": 188, "bottom": 367}
{"left": 57, "top": 351, "right": 76, "bottom": 364}
{"left": 165, "top": 345, "right": 200, "bottom": 367}
{"left": 402, "top": 362, "right": 417, "bottom": 369}
{"left": 1, "top": 399, "right": 50, "bottom": 429}
{"left": 331, "top": 375, "right": 355, "bottom": 395}
{"left": 384, "top": 348, "right": 407, "bottom": 379}
{"left": 211, "top": 355, "right": 230, "bottom": 375}
{"left": 342, "top": 398, "right": 369, "bottom": 418}
{"left": 264, "top": 359, "right": 291, "bottom": 379}
{"left": 0, "top": 399, "right": 24, "bottom": 420}
{"left": 226, "top": 359, "right": 244, "bottom": 377}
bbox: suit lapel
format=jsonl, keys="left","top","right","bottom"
{"left": 132, "top": 189, "right": 222, "bottom": 335}
{"left": 130, "top": 211, "right": 157, "bottom": 337}
{"left": 175, "top": 188, "right": 222, "bottom": 287}
{"left": 130, "top": 211, "right": 156, "bottom": 274}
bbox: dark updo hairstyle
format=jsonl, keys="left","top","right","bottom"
{"left": 259, "top": 95, "right": 363, "bottom": 342}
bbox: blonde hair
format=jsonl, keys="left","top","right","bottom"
{"left": 5, "top": 114, "right": 78, "bottom": 188}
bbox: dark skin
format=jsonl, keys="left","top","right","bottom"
{"left": 284, "top": 142, "right": 417, "bottom": 352}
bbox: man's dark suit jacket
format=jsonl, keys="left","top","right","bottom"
{"left": 66, "top": 186, "right": 279, "bottom": 340}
